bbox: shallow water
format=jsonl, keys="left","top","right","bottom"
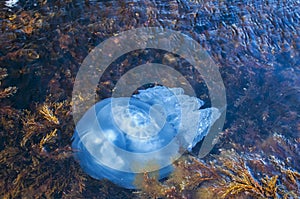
{"left": 0, "top": 0, "right": 299, "bottom": 198}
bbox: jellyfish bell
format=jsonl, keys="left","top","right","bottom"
{"left": 72, "top": 86, "right": 220, "bottom": 189}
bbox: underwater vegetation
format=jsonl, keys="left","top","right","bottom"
{"left": 0, "top": 68, "right": 17, "bottom": 99}
{"left": 72, "top": 86, "right": 220, "bottom": 189}
{"left": 0, "top": 86, "right": 135, "bottom": 198}
{"left": 0, "top": 0, "right": 299, "bottom": 198}
{"left": 136, "top": 149, "right": 300, "bottom": 199}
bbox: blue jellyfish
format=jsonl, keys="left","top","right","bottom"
{"left": 72, "top": 86, "right": 220, "bottom": 189}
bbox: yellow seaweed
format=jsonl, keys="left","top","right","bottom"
{"left": 39, "top": 104, "right": 60, "bottom": 125}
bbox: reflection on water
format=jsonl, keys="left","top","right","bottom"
{"left": 0, "top": 0, "right": 299, "bottom": 198}
{"left": 4, "top": 0, "right": 19, "bottom": 8}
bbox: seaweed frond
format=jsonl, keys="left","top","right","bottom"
{"left": 0, "top": 86, "right": 17, "bottom": 99}
{"left": 39, "top": 104, "right": 60, "bottom": 125}
{"left": 39, "top": 129, "right": 58, "bottom": 151}
{"left": 135, "top": 155, "right": 219, "bottom": 198}
{"left": 0, "top": 68, "right": 17, "bottom": 99}
{"left": 135, "top": 173, "right": 165, "bottom": 198}
{"left": 215, "top": 150, "right": 278, "bottom": 199}
{"left": 269, "top": 155, "right": 300, "bottom": 197}
{"left": 136, "top": 150, "right": 289, "bottom": 199}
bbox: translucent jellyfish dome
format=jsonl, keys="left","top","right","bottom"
{"left": 72, "top": 86, "right": 220, "bottom": 189}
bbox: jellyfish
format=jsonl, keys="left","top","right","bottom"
{"left": 72, "top": 86, "right": 220, "bottom": 189}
